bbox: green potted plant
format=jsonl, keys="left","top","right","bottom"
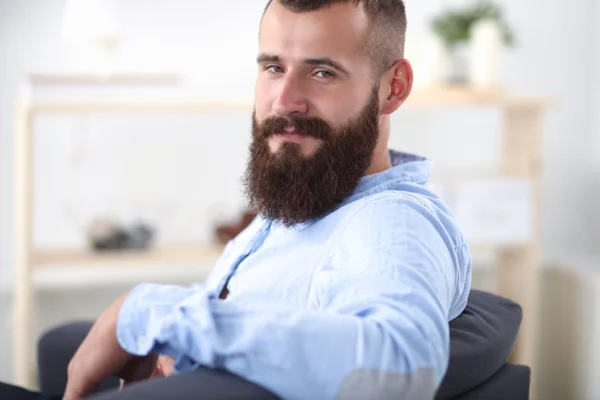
{"left": 430, "top": 0, "right": 516, "bottom": 84}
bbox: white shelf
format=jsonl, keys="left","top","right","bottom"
{"left": 30, "top": 243, "right": 224, "bottom": 268}
{"left": 0, "top": 242, "right": 510, "bottom": 292}
{"left": 20, "top": 85, "right": 553, "bottom": 115}
{"left": 32, "top": 263, "right": 215, "bottom": 290}
{"left": 29, "top": 243, "right": 223, "bottom": 289}
{"left": 405, "top": 86, "right": 552, "bottom": 108}
{"left": 26, "top": 72, "right": 182, "bottom": 86}
{"left": 0, "top": 243, "right": 500, "bottom": 294}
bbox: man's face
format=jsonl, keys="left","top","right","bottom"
{"left": 253, "top": 1, "right": 377, "bottom": 156}
{"left": 244, "top": 1, "right": 383, "bottom": 226}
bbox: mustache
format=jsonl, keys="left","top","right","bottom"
{"left": 258, "top": 115, "right": 332, "bottom": 140}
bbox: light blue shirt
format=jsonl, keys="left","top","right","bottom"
{"left": 116, "top": 149, "right": 472, "bottom": 400}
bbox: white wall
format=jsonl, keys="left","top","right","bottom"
{"left": 589, "top": 0, "right": 600, "bottom": 250}
{"left": 595, "top": 0, "right": 600, "bottom": 147}
{"left": 0, "top": 0, "right": 598, "bottom": 386}
{"left": 536, "top": 264, "right": 600, "bottom": 400}
{"left": 1, "top": 0, "right": 597, "bottom": 270}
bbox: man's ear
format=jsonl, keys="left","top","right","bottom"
{"left": 380, "top": 59, "right": 413, "bottom": 115}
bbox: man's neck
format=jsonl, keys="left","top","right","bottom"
{"left": 365, "top": 148, "right": 392, "bottom": 176}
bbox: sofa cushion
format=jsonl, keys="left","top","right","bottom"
{"left": 435, "top": 290, "right": 523, "bottom": 399}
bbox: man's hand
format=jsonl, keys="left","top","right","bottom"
{"left": 151, "top": 355, "right": 176, "bottom": 378}
{"left": 119, "top": 355, "right": 175, "bottom": 391}
{"left": 62, "top": 292, "right": 157, "bottom": 400}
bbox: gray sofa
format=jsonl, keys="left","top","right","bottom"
{"left": 29, "top": 290, "right": 529, "bottom": 400}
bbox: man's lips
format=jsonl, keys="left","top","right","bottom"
{"left": 273, "top": 132, "right": 309, "bottom": 141}
{"left": 272, "top": 126, "right": 314, "bottom": 142}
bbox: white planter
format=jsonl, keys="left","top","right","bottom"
{"left": 445, "top": 42, "right": 471, "bottom": 85}
{"left": 468, "top": 19, "right": 503, "bottom": 88}
{"left": 406, "top": 35, "right": 446, "bottom": 89}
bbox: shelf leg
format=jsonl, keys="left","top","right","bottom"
{"left": 13, "top": 100, "right": 35, "bottom": 389}
{"left": 496, "top": 104, "right": 544, "bottom": 398}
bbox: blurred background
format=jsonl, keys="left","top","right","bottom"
{"left": 1, "top": 0, "right": 599, "bottom": 399}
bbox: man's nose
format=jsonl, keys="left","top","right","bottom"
{"left": 272, "top": 75, "right": 308, "bottom": 116}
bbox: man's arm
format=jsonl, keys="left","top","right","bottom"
{"left": 116, "top": 195, "right": 470, "bottom": 400}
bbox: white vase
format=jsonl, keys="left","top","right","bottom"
{"left": 469, "top": 19, "right": 502, "bottom": 88}
{"left": 445, "top": 42, "right": 470, "bottom": 85}
{"left": 406, "top": 35, "right": 446, "bottom": 89}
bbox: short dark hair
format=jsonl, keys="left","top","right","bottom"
{"left": 262, "top": 0, "right": 407, "bottom": 78}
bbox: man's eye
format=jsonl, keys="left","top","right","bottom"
{"left": 314, "top": 70, "right": 334, "bottom": 79}
{"left": 266, "top": 65, "right": 283, "bottom": 73}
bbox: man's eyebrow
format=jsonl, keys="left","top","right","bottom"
{"left": 256, "top": 53, "right": 351, "bottom": 77}
{"left": 304, "top": 58, "right": 351, "bottom": 77}
{"left": 256, "top": 53, "right": 280, "bottom": 64}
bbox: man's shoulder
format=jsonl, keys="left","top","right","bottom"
{"left": 343, "top": 187, "right": 461, "bottom": 234}
{"left": 329, "top": 188, "right": 472, "bottom": 319}
{"left": 326, "top": 187, "right": 468, "bottom": 263}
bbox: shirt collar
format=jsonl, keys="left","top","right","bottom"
{"left": 350, "top": 149, "right": 433, "bottom": 197}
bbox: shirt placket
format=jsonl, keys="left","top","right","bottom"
{"left": 210, "top": 220, "right": 273, "bottom": 300}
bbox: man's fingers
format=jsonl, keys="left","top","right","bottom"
{"left": 150, "top": 363, "right": 165, "bottom": 378}
{"left": 156, "top": 355, "right": 175, "bottom": 376}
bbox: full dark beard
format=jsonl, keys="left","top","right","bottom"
{"left": 243, "top": 89, "right": 381, "bottom": 227}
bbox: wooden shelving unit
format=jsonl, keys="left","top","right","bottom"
{"left": 12, "top": 80, "right": 552, "bottom": 395}
{"left": 31, "top": 243, "right": 223, "bottom": 269}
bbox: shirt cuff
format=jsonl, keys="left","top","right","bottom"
{"left": 115, "top": 282, "right": 198, "bottom": 356}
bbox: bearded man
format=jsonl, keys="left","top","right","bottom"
{"left": 3, "top": 1, "right": 472, "bottom": 399}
